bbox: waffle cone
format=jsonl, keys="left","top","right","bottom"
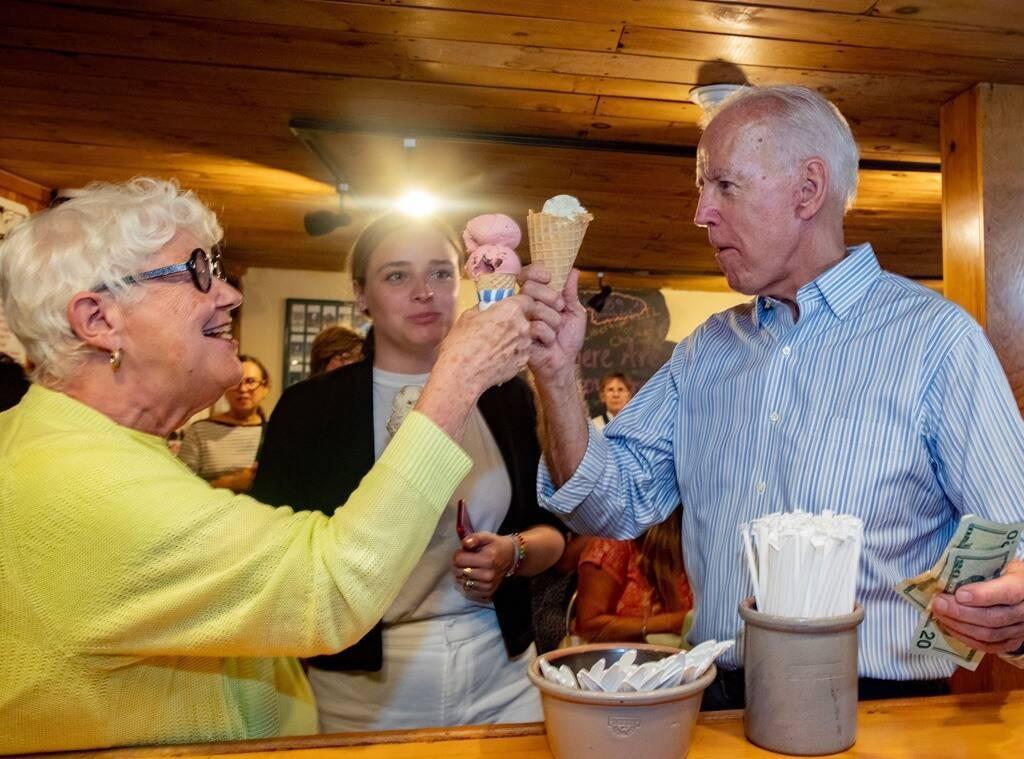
{"left": 476, "top": 273, "right": 517, "bottom": 293}
{"left": 527, "top": 210, "right": 593, "bottom": 291}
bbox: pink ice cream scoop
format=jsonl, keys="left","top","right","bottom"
{"left": 462, "top": 214, "right": 523, "bottom": 280}
{"left": 465, "top": 243, "right": 522, "bottom": 279}
{"left": 463, "top": 214, "right": 521, "bottom": 254}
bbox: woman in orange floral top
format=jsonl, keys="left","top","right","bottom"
{"left": 574, "top": 506, "right": 692, "bottom": 643}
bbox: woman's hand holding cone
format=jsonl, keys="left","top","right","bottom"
{"left": 417, "top": 295, "right": 533, "bottom": 442}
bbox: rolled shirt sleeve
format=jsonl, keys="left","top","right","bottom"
{"left": 537, "top": 352, "right": 684, "bottom": 540}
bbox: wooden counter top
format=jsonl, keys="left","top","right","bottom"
{"left": 47, "top": 691, "right": 1024, "bottom": 759}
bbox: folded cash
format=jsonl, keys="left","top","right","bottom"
{"left": 894, "top": 515, "right": 1023, "bottom": 670}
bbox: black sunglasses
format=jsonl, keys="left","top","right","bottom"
{"left": 96, "top": 248, "right": 225, "bottom": 293}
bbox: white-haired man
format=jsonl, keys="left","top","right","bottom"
{"left": 522, "top": 85, "right": 1024, "bottom": 710}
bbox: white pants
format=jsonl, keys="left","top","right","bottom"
{"left": 309, "top": 607, "right": 541, "bottom": 733}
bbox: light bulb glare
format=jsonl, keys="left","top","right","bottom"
{"left": 396, "top": 189, "right": 438, "bottom": 217}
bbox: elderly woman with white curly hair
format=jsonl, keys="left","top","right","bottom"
{"left": 0, "top": 178, "right": 534, "bottom": 754}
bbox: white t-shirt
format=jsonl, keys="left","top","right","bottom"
{"left": 372, "top": 368, "right": 512, "bottom": 623}
{"left": 591, "top": 411, "right": 615, "bottom": 431}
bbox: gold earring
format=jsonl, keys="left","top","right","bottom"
{"left": 109, "top": 349, "right": 122, "bottom": 371}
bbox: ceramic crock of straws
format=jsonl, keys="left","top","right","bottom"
{"left": 739, "top": 510, "right": 865, "bottom": 755}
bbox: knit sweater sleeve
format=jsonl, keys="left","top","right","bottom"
{"left": 6, "top": 411, "right": 469, "bottom": 659}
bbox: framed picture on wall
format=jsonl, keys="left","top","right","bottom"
{"left": 282, "top": 298, "right": 367, "bottom": 388}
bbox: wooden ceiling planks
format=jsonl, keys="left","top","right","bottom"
{"left": 5, "top": 0, "right": 1018, "bottom": 279}
{"left": 871, "top": 0, "right": 1024, "bottom": 34}
{"left": 618, "top": 27, "right": 1024, "bottom": 85}
{"left": 376, "top": 1, "right": 1024, "bottom": 60}
{"left": 52, "top": 0, "right": 626, "bottom": 52}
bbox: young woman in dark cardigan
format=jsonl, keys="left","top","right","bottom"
{"left": 252, "top": 213, "right": 565, "bottom": 732}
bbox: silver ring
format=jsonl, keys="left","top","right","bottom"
{"left": 465, "top": 579, "right": 476, "bottom": 590}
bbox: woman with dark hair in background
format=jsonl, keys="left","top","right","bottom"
{"left": 309, "top": 325, "right": 364, "bottom": 376}
{"left": 253, "top": 212, "right": 565, "bottom": 732}
{"left": 178, "top": 354, "right": 269, "bottom": 493}
{"left": 574, "top": 506, "right": 692, "bottom": 645}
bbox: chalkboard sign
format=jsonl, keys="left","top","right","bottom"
{"left": 577, "top": 287, "right": 676, "bottom": 417}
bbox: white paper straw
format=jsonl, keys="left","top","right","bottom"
{"left": 739, "top": 510, "right": 862, "bottom": 618}
{"left": 740, "top": 523, "right": 764, "bottom": 611}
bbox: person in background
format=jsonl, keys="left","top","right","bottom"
{"left": 178, "top": 354, "right": 268, "bottom": 493}
{"left": 0, "top": 352, "right": 29, "bottom": 411}
{"left": 574, "top": 506, "right": 692, "bottom": 644}
{"left": 310, "top": 325, "right": 364, "bottom": 376}
{"left": 252, "top": 212, "right": 565, "bottom": 732}
{"left": 0, "top": 178, "right": 533, "bottom": 754}
{"left": 522, "top": 84, "right": 1024, "bottom": 711}
{"left": 591, "top": 371, "right": 632, "bottom": 430}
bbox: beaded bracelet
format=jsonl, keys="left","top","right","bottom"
{"left": 505, "top": 532, "right": 526, "bottom": 577}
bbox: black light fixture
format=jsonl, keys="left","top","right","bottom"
{"left": 586, "top": 271, "right": 613, "bottom": 313}
{"left": 304, "top": 183, "right": 352, "bottom": 237}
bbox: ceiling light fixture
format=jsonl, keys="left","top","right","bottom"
{"left": 586, "top": 271, "right": 613, "bottom": 313}
{"left": 396, "top": 188, "right": 438, "bottom": 217}
{"left": 689, "top": 84, "right": 746, "bottom": 116}
{"left": 303, "top": 183, "right": 352, "bottom": 237}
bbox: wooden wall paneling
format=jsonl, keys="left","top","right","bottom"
{"left": 941, "top": 86, "right": 987, "bottom": 326}
{"left": 942, "top": 83, "right": 1024, "bottom": 691}
{"left": 979, "top": 84, "right": 1024, "bottom": 411}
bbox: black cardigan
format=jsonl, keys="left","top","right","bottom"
{"left": 251, "top": 359, "right": 558, "bottom": 671}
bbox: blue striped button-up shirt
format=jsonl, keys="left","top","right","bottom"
{"left": 539, "top": 244, "right": 1024, "bottom": 679}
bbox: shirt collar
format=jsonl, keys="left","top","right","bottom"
{"left": 799, "top": 243, "right": 881, "bottom": 321}
{"left": 752, "top": 243, "right": 880, "bottom": 329}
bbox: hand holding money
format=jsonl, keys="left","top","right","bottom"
{"left": 930, "top": 559, "right": 1024, "bottom": 657}
{"left": 894, "top": 515, "right": 1023, "bottom": 670}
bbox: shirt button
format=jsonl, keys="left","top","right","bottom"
{"left": 756, "top": 481, "right": 766, "bottom": 494}
{"left": 769, "top": 411, "right": 780, "bottom": 423}
{"left": 781, "top": 346, "right": 791, "bottom": 357}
